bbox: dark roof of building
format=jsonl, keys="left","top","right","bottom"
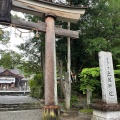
{"left": 0, "top": 67, "right": 23, "bottom": 79}
{"left": 0, "top": 67, "right": 19, "bottom": 74}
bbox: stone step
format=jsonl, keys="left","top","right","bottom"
{"left": 0, "top": 103, "right": 42, "bottom": 111}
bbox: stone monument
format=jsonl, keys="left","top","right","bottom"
{"left": 99, "top": 51, "right": 117, "bottom": 104}
{"left": 92, "top": 51, "right": 120, "bottom": 120}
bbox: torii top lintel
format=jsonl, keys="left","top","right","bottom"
{"left": 12, "top": 0, "right": 86, "bottom": 23}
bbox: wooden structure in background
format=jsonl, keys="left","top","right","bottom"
{"left": 0, "top": 68, "right": 29, "bottom": 91}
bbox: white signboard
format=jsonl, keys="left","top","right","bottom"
{"left": 99, "top": 51, "right": 117, "bottom": 104}
{"left": 0, "top": 77, "right": 15, "bottom": 83}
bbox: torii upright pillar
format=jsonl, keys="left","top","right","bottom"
{"left": 42, "top": 13, "right": 59, "bottom": 120}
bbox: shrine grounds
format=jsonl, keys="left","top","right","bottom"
{"left": 0, "top": 95, "right": 92, "bottom": 120}
{"left": 0, "top": 109, "right": 92, "bottom": 120}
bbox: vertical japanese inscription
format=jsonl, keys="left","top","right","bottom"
{"left": 106, "top": 57, "right": 114, "bottom": 96}
{"left": 0, "top": 0, "right": 12, "bottom": 22}
{"left": 99, "top": 51, "right": 117, "bottom": 104}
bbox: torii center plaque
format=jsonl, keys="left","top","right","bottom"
{"left": 0, "top": 0, "right": 12, "bottom": 22}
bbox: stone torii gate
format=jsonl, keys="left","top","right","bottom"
{"left": 0, "top": 0, "right": 86, "bottom": 119}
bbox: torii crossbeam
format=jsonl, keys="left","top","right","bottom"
{"left": 12, "top": 0, "right": 86, "bottom": 23}
{"left": 1, "top": 18, "right": 79, "bottom": 38}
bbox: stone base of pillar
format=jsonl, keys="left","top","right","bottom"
{"left": 92, "top": 109, "right": 120, "bottom": 120}
{"left": 42, "top": 105, "right": 60, "bottom": 120}
{"left": 91, "top": 102, "right": 120, "bottom": 120}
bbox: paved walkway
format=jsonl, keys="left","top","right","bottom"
{"left": 0, "top": 110, "right": 91, "bottom": 120}
{"left": 0, "top": 95, "right": 39, "bottom": 104}
{"left": 0, "top": 110, "right": 92, "bottom": 120}
{"left": 0, "top": 95, "right": 41, "bottom": 120}
{"left": 0, "top": 109, "right": 42, "bottom": 120}
{"left": 0, "top": 95, "right": 92, "bottom": 120}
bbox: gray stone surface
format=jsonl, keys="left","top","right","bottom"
{"left": 0, "top": 109, "right": 92, "bottom": 120}
{"left": 0, "top": 109, "right": 42, "bottom": 120}
{"left": 92, "top": 109, "right": 120, "bottom": 120}
{"left": 99, "top": 51, "right": 117, "bottom": 104}
{"left": 0, "top": 95, "right": 39, "bottom": 104}
{"left": 0, "top": 96, "right": 42, "bottom": 120}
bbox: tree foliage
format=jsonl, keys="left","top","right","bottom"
{"left": 28, "top": 74, "right": 44, "bottom": 98}
{"left": 79, "top": 67, "right": 100, "bottom": 94}
{"left": 17, "top": 15, "right": 45, "bottom": 76}
{"left": 79, "top": 65, "right": 120, "bottom": 99}
{"left": 0, "top": 50, "right": 22, "bottom": 69}
{"left": 79, "top": 0, "right": 120, "bottom": 67}
{"left": 0, "top": 30, "right": 10, "bottom": 45}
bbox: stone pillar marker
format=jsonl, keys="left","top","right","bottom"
{"left": 99, "top": 51, "right": 117, "bottom": 104}
{"left": 92, "top": 51, "right": 120, "bottom": 120}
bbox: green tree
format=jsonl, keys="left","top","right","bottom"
{"left": 17, "top": 15, "right": 45, "bottom": 76}
{"left": 79, "top": 67, "right": 100, "bottom": 94}
{"left": 79, "top": 67, "right": 101, "bottom": 105}
{"left": 28, "top": 74, "right": 44, "bottom": 98}
{"left": 0, "top": 50, "right": 22, "bottom": 69}
{"left": 0, "top": 30, "right": 10, "bottom": 45}
{"left": 79, "top": 0, "right": 120, "bottom": 67}
{"left": 79, "top": 65, "right": 120, "bottom": 100}
{"left": 17, "top": 38, "right": 44, "bottom": 77}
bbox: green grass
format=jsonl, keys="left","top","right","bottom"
{"left": 79, "top": 108, "right": 93, "bottom": 114}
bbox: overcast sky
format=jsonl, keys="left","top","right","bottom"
{"left": 1, "top": 11, "right": 33, "bottom": 53}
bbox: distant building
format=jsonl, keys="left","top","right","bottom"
{"left": 0, "top": 67, "right": 29, "bottom": 91}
